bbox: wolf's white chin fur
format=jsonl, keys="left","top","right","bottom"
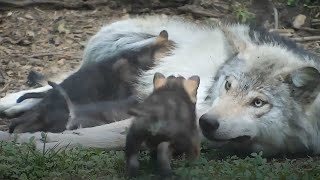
{"left": 0, "top": 15, "right": 319, "bottom": 157}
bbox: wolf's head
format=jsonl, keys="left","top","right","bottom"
{"left": 199, "top": 26, "right": 320, "bottom": 156}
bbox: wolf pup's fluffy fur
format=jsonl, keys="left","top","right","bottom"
{"left": 125, "top": 72, "right": 201, "bottom": 178}
{"left": 47, "top": 81, "right": 137, "bottom": 130}
{"left": 8, "top": 29, "right": 174, "bottom": 133}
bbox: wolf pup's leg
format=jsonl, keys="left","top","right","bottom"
{"left": 125, "top": 125, "right": 146, "bottom": 178}
{"left": 157, "top": 141, "right": 173, "bottom": 178}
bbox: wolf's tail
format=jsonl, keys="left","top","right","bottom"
{"left": 47, "top": 81, "right": 75, "bottom": 118}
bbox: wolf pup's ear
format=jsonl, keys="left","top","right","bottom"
{"left": 155, "top": 30, "right": 169, "bottom": 45}
{"left": 184, "top": 75, "right": 200, "bottom": 103}
{"left": 153, "top": 72, "right": 167, "bottom": 90}
{"left": 159, "top": 30, "right": 168, "bottom": 39}
{"left": 286, "top": 66, "right": 320, "bottom": 105}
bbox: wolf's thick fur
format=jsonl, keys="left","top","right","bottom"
{"left": 1, "top": 15, "right": 320, "bottom": 156}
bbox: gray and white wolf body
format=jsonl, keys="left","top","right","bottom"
{"left": 0, "top": 15, "right": 320, "bottom": 156}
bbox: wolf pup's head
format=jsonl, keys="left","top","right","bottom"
{"left": 199, "top": 26, "right": 320, "bottom": 156}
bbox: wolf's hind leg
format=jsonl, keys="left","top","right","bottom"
{"left": 16, "top": 92, "right": 47, "bottom": 103}
{"left": 0, "top": 86, "right": 51, "bottom": 117}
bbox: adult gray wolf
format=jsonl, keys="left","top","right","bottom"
{"left": 0, "top": 15, "right": 319, "bottom": 157}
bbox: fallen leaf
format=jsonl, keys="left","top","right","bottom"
{"left": 58, "top": 22, "right": 70, "bottom": 34}
{"left": 293, "top": 14, "right": 306, "bottom": 29}
{"left": 25, "top": 14, "right": 34, "bottom": 20}
{"left": 35, "top": 67, "right": 44, "bottom": 72}
{"left": 57, "top": 59, "right": 65, "bottom": 65}
{"left": 22, "top": 65, "right": 32, "bottom": 70}
{"left": 6, "top": 70, "right": 14, "bottom": 76}
{"left": 17, "top": 17, "right": 27, "bottom": 22}
{"left": 7, "top": 12, "right": 13, "bottom": 17}
{"left": 17, "top": 39, "right": 32, "bottom": 46}
{"left": 54, "top": 38, "right": 61, "bottom": 46}
{"left": 73, "top": 30, "right": 83, "bottom": 34}
{"left": 66, "top": 39, "right": 73, "bottom": 44}
{"left": 26, "top": 31, "right": 35, "bottom": 37}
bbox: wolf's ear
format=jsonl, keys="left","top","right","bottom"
{"left": 184, "top": 75, "right": 200, "bottom": 103}
{"left": 285, "top": 67, "right": 320, "bottom": 104}
{"left": 221, "top": 26, "right": 247, "bottom": 54}
{"left": 153, "top": 72, "right": 167, "bottom": 90}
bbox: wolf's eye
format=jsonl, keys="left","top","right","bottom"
{"left": 252, "top": 98, "right": 266, "bottom": 108}
{"left": 225, "top": 80, "right": 231, "bottom": 90}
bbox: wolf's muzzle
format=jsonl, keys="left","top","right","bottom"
{"left": 199, "top": 114, "right": 219, "bottom": 136}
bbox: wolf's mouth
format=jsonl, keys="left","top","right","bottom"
{"left": 211, "top": 135, "right": 251, "bottom": 143}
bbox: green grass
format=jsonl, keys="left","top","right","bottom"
{"left": 232, "top": 2, "right": 256, "bottom": 24}
{"left": 1, "top": 140, "right": 320, "bottom": 180}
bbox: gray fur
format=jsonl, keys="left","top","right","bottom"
{"left": 82, "top": 32, "right": 156, "bottom": 67}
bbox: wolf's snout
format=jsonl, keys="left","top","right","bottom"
{"left": 199, "top": 114, "right": 220, "bottom": 133}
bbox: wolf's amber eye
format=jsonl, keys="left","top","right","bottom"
{"left": 225, "top": 80, "right": 231, "bottom": 90}
{"left": 252, "top": 98, "right": 266, "bottom": 108}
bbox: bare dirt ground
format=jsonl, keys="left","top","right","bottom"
{"left": 0, "top": 0, "right": 319, "bottom": 130}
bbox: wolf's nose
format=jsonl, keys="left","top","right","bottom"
{"left": 199, "top": 114, "right": 220, "bottom": 133}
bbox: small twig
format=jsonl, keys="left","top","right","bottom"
{"left": 34, "top": 7, "right": 45, "bottom": 13}
{"left": 273, "top": 7, "right": 279, "bottom": 30}
{"left": 312, "top": 23, "right": 320, "bottom": 26}
{"left": 306, "top": 6, "right": 320, "bottom": 8}
{"left": 299, "top": 27, "right": 320, "bottom": 34}
{"left": 290, "top": 36, "right": 320, "bottom": 42}
{"left": 0, "top": 71, "right": 4, "bottom": 84}
{"left": 279, "top": 33, "right": 294, "bottom": 37}
{"left": 10, "top": 52, "right": 78, "bottom": 58}
{"left": 311, "top": 19, "right": 320, "bottom": 27}
{"left": 27, "top": 52, "right": 66, "bottom": 58}
{"left": 311, "top": 19, "right": 320, "bottom": 23}
{"left": 269, "top": 29, "right": 294, "bottom": 37}
{"left": 1, "top": 84, "right": 9, "bottom": 93}
{"left": 269, "top": 29, "right": 295, "bottom": 33}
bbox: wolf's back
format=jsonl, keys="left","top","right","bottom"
{"left": 81, "top": 15, "right": 320, "bottom": 116}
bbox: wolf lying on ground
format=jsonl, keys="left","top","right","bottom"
{"left": 0, "top": 15, "right": 319, "bottom": 157}
{"left": 125, "top": 72, "right": 201, "bottom": 178}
